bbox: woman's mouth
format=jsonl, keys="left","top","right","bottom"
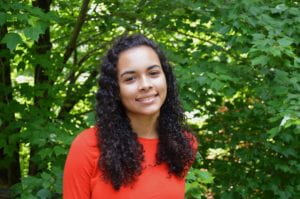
{"left": 136, "top": 94, "right": 158, "bottom": 104}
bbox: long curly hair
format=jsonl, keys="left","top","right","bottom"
{"left": 95, "top": 34, "right": 196, "bottom": 190}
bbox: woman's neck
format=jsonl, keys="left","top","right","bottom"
{"left": 127, "top": 112, "right": 159, "bottom": 139}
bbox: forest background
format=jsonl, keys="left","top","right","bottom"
{"left": 0, "top": 0, "right": 299, "bottom": 198}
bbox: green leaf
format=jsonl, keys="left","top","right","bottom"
{"left": 224, "top": 87, "right": 235, "bottom": 97}
{"left": 197, "top": 76, "right": 207, "bottom": 85}
{"left": 0, "top": 12, "right": 9, "bottom": 26}
{"left": 41, "top": 172, "right": 52, "bottom": 181}
{"left": 23, "top": 25, "right": 44, "bottom": 41}
{"left": 15, "top": 13, "right": 29, "bottom": 22}
{"left": 38, "top": 148, "right": 52, "bottom": 159}
{"left": 54, "top": 146, "right": 65, "bottom": 156}
{"left": 219, "top": 74, "right": 233, "bottom": 81}
{"left": 221, "top": 192, "right": 234, "bottom": 199}
{"left": 267, "top": 127, "right": 280, "bottom": 138}
{"left": 0, "top": 32, "right": 23, "bottom": 51}
{"left": 252, "top": 33, "right": 265, "bottom": 40}
{"left": 186, "top": 171, "right": 196, "bottom": 181}
{"left": 251, "top": 55, "right": 269, "bottom": 66}
{"left": 278, "top": 37, "right": 293, "bottom": 47}
{"left": 278, "top": 191, "right": 292, "bottom": 199}
{"left": 293, "top": 57, "right": 300, "bottom": 68}
{"left": 284, "top": 118, "right": 300, "bottom": 129}
{"left": 273, "top": 86, "right": 288, "bottom": 95}
{"left": 281, "top": 148, "right": 297, "bottom": 158}
{"left": 271, "top": 4, "right": 288, "bottom": 14}
{"left": 197, "top": 170, "right": 214, "bottom": 184}
{"left": 84, "top": 111, "right": 95, "bottom": 127}
{"left": 211, "top": 80, "right": 224, "bottom": 91}
{"left": 269, "top": 47, "right": 282, "bottom": 57}
{"left": 25, "top": 6, "right": 45, "bottom": 17}
{"left": 275, "top": 163, "right": 292, "bottom": 173}
{"left": 37, "top": 188, "right": 51, "bottom": 199}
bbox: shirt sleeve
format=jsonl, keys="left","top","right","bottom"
{"left": 63, "top": 130, "right": 97, "bottom": 199}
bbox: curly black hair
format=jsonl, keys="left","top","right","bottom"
{"left": 95, "top": 34, "right": 196, "bottom": 190}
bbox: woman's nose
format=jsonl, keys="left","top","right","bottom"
{"left": 138, "top": 76, "right": 153, "bottom": 91}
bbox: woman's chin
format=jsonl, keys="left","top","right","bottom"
{"left": 128, "top": 108, "right": 161, "bottom": 117}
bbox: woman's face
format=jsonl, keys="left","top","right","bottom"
{"left": 117, "top": 45, "right": 167, "bottom": 118}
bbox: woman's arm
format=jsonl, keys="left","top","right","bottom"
{"left": 63, "top": 130, "right": 96, "bottom": 199}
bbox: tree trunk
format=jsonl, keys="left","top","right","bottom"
{"left": 29, "top": 0, "right": 52, "bottom": 176}
{"left": 0, "top": 24, "right": 20, "bottom": 192}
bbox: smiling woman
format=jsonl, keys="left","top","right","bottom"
{"left": 118, "top": 45, "right": 167, "bottom": 133}
{"left": 63, "top": 34, "right": 198, "bottom": 199}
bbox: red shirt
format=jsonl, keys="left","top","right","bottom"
{"left": 63, "top": 127, "right": 196, "bottom": 199}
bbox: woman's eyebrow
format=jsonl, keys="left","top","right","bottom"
{"left": 120, "top": 70, "right": 135, "bottom": 78}
{"left": 120, "top": 65, "right": 161, "bottom": 78}
{"left": 147, "top": 65, "right": 160, "bottom": 70}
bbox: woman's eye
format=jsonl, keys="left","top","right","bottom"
{"left": 149, "top": 71, "right": 160, "bottom": 76}
{"left": 124, "top": 77, "right": 135, "bottom": 82}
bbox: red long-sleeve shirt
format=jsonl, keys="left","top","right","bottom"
{"left": 63, "top": 127, "right": 197, "bottom": 199}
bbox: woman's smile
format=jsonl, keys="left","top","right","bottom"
{"left": 136, "top": 93, "right": 159, "bottom": 104}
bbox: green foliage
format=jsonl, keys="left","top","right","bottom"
{"left": 0, "top": 0, "right": 299, "bottom": 198}
{"left": 1, "top": 32, "right": 23, "bottom": 52}
{"left": 11, "top": 167, "right": 62, "bottom": 199}
{"left": 185, "top": 152, "right": 214, "bottom": 199}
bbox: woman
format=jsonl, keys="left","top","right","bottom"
{"left": 63, "top": 34, "right": 197, "bottom": 199}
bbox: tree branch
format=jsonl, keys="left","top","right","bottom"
{"left": 173, "top": 29, "right": 239, "bottom": 60}
{"left": 63, "top": 45, "right": 105, "bottom": 85}
{"left": 63, "top": 0, "right": 91, "bottom": 64}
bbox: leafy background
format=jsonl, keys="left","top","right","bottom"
{"left": 0, "top": 0, "right": 299, "bottom": 198}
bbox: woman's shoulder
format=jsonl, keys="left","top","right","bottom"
{"left": 67, "top": 126, "right": 99, "bottom": 168}
{"left": 71, "top": 126, "right": 98, "bottom": 149}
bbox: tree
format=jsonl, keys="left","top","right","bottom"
{"left": 0, "top": 0, "right": 299, "bottom": 198}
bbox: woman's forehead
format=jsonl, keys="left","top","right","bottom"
{"left": 117, "top": 46, "right": 161, "bottom": 73}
